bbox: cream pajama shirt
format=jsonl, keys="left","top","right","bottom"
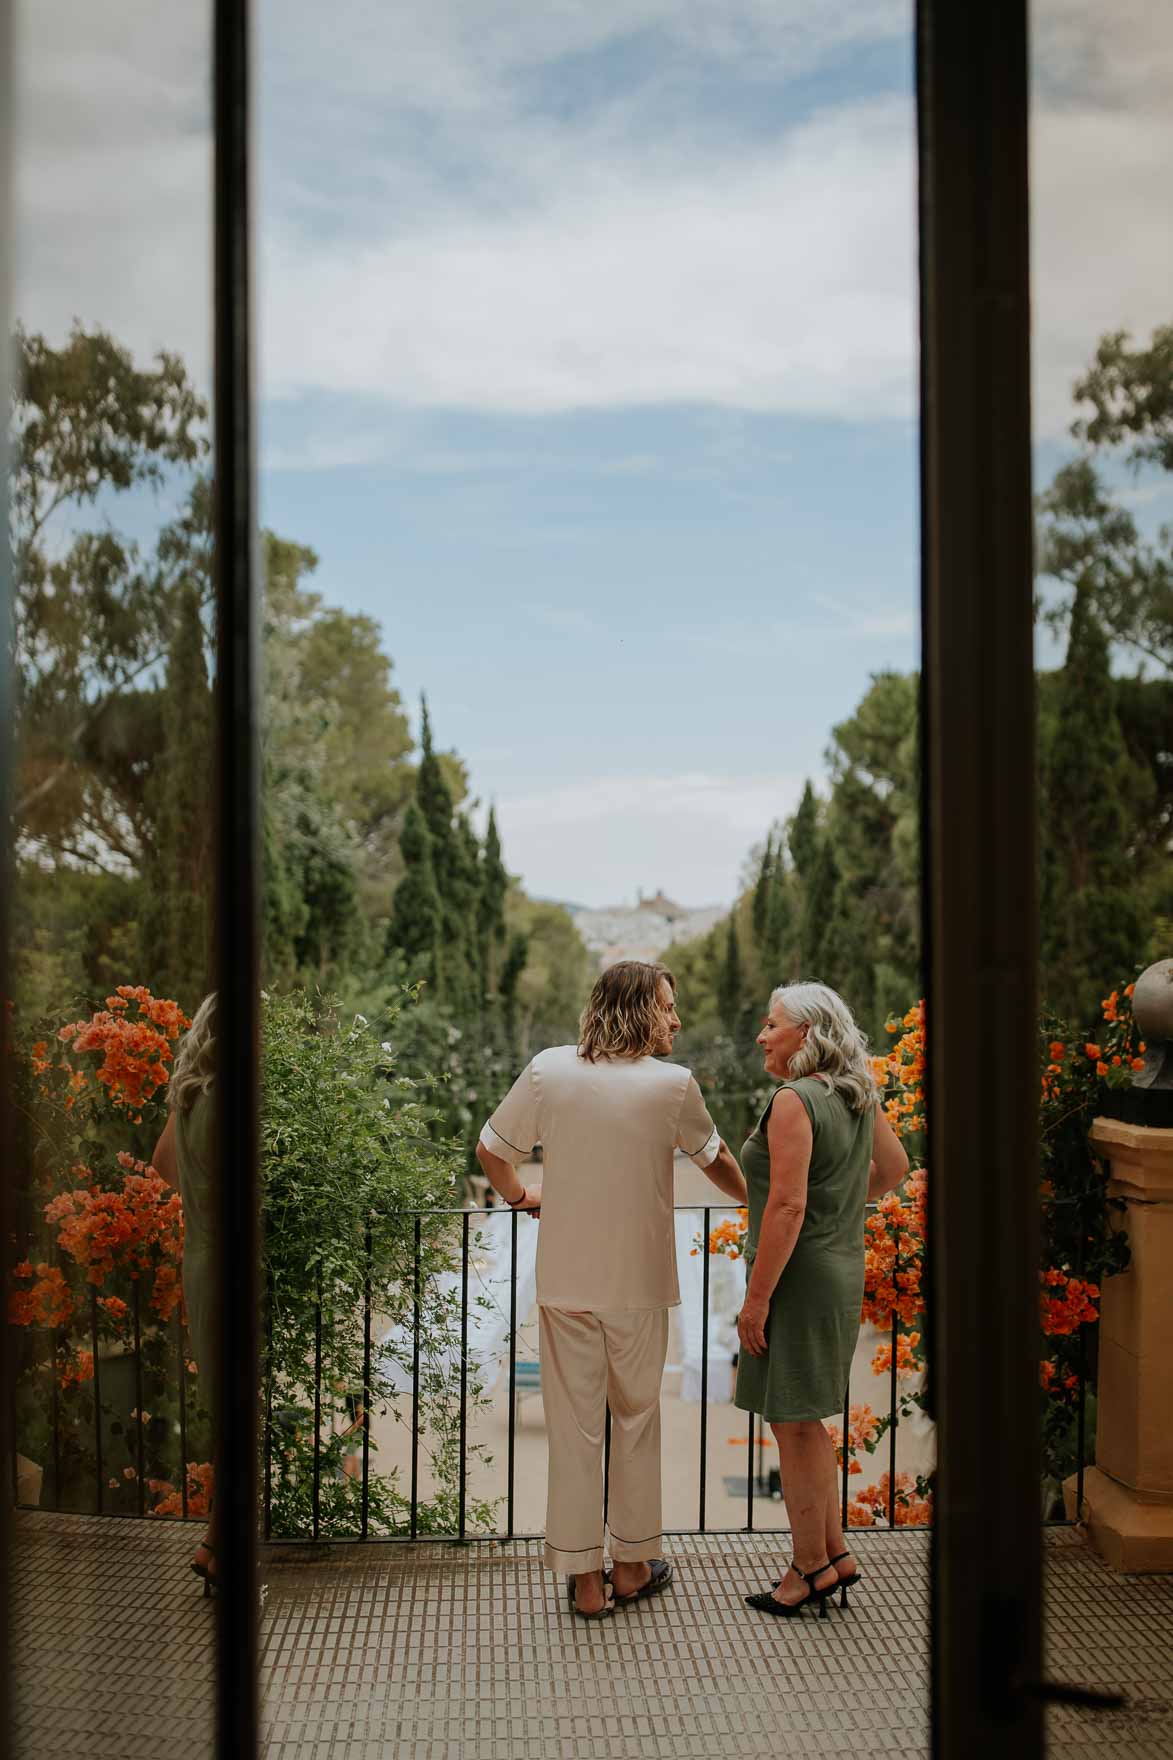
{"left": 481, "top": 1045, "right": 719, "bottom": 1574}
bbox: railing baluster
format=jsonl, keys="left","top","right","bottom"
{"left": 888, "top": 1212, "right": 899, "bottom": 1528}
{"left": 132, "top": 1277, "right": 145, "bottom": 1517}
{"left": 264, "top": 1265, "right": 273, "bottom": 1542}
{"left": 1075, "top": 1215, "right": 1088, "bottom": 1521}
{"left": 699, "top": 1205, "right": 710, "bottom": 1532}
{"left": 603, "top": 1403, "right": 612, "bottom": 1524}
{"left": 747, "top": 1409, "right": 755, "bottom": 1531}
{"left": 458, "top": 1211, "right": 469, "bottom": 1540}
{"left": 410, "top": 1217, "right": 421, "bottom": 1539}
{"left": 177, "top": 1311, "right": 188, "bottom": 1522}
{"left": 50, "top": 1318, "right": 60, "bottom": 1512}
{"left": 841, "top": 1379, "right": 851, "bottom": 1529}
{"left": 507, "top": 1207, "right": 517, "bottom": 1539}
{"left": 90, "top": 1288, "right": 103, "bottom": 1514}
{"left": 361, "top": 1220, "right": 372, "bottom": 1541}
{"left": 312, "top": 1262, "right": 322, "bottom": 1541}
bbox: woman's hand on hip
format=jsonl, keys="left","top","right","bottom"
{"left": 737, "top": 1294, "right": 769, "bottom": 1358}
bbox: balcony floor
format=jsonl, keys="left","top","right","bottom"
{"left": 11, "top": 1513, "right": 1173, "bottom": 1758}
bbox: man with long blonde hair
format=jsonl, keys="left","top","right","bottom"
{"left": 477, "top": 960, "right": 747, "bottom": 1617}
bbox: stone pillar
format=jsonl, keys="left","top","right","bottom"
{"left": 1065, "top": 1116, "right": 1173, "bottom": 1570}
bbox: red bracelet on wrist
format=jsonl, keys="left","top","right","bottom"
{"left": 507, "top": 1186, "right": 527, "bottom": 1208}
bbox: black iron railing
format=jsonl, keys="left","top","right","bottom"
{"left": 12, "top": 1197, "right": 1095, "bottom": 1542}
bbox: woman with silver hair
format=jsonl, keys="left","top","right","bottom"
{"left": 152, "top": 992, "right": 219, "bottom": 1592}
{"left": 734, "top": 980, "right": 909, "bottom": 1619}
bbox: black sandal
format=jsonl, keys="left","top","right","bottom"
{"left": 191, "top": 1541, "right": 218, "bottom": 1598}
{"left": 828, "top": 1549, "right": 862, "bottom": 1588}
{"left": 611, "top": 1559, "right": 673, "bottom": 1604}
{"left": 746, "top": 1559, "right": 838, "bottom": 1620}
{"left": 773, "top": 1549, "right": 861, "bottom": 1592}
{"left": 566, "top": 1575, "right": 615, "bottom": 1619}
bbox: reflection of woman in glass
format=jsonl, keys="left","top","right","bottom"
{"left": 152, "top": 993, "right": 218, "bottom": 1591}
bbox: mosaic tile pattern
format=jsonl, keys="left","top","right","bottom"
{"left": 10, "top": 1512, "right": 1173, "bottom": 1758}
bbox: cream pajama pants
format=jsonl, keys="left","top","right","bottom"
{"left": 538, "top": 1304, "right": 670, "bottom": 1575}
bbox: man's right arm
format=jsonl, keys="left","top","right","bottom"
{"left": 703, "top": 1141, "right": 748, "bottom": 1206}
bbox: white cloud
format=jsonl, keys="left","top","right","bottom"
{"left": 261, "top": 96, "right": 918, "bottom": 419}
{"left": 10, "top": 0, "right": 1173, "bottom": 446}
{"left": 492, "top": 769, "right": 807, "bottom": 907}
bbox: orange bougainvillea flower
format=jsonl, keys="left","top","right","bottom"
{"left": 47, "top": 988, "right": 190, "bottom": 1123}
{"left": 8, "top": 1262, "right": 74, "bottom": 1329}
{"left": 44, "top": 1161, "right": 185, "bottom": 1319}
{"left": 148, "top": 1461, "right": 214, "bottom": 1522}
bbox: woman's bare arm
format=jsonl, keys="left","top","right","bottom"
{"left": 867, "top": 1107, "right": 910, "bottom": 1201}
{"left": 151, "top": 1110, "right": 179, "bottom": 1190}
{"left": 737, "top": 1092, "right": 811, "bottom": 1357}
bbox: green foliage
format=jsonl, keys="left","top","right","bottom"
{"left": 387, "top": 802, "right": 442, "bottom": 987}
{"left": 717, "top": 914, "right": 743, "bottom": 1036}
{"left": 138, "top": 585, "right": 214, "bottom": 1004}
{"left": 261, "top": 990, "right": 497, "bottom": 1537}
{"left": 1041, "top": 587, "right": 1147, "bottom": 1024}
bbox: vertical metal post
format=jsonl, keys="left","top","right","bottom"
{"left": 410, "top": 1218, "right": 421, "bottom": 1538}
{"left": 214, "top": 0, "right": 261, "bottom": 1747}
{"left": 50, "top": 1324, "right": 61, "bottom": 1511}
{"left": 507, "top": 1208, "right": 518, "bottom": 1538}
{"left": 1075, "top": 1219, "right": 1088, "bottom": 1521}
{"left": 90, "top": 1289, "right": 104, "bottom": 1514}
{"left": 746, "top": 1411, "right": 755, "bottom": 1531}
{"left": 132, "top": 1280, "right": 146, "bottom": 1518}
{"left": 888, "top": 1224, "right": 900, "bottom": 1528}
{"left": 177, "top": 1312, "right": 189, "bottom": 1522}
{"left": 841, "top": 1380, "right": 851, "bottom": 1529}
{"left": 918, "top": 1, "right": 1040, "bottom": 1750}
{"left": 312, "top": 1267, "right": 322, "bottom": 1542}
{"left": 458, "top": 1212, "right": 469, "bottom": 1540}
{"left": 263, "top": 1269, "right": 273, "bottom": 1543}
{"left": 603, "top": 1403, "right": 612, "bottom": 1523}
{"left": 699, "top": 1207, "right": 710, "bottom": 1532}
{"left": 0, "top": 10, "right": 17, "bottom": 1733}
{"left": 361, "top": 1221, "right": 372, "bottom": 1540}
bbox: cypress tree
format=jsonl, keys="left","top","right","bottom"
{"left": 387, "top": 800, "right": 442, "bottom": 988}
{"left": 717, "top": 914, "right": 744, "bottom": 1037}
{"left": 478, "top": 805, "right": 509, "bottom": 988}
{"left": 799, "top": 835, "right": 839, "bottom": 978}
{"left": 139, "top": 584, "right": 214, "bottom": 1009}
{"left": 751, "top": 835, "right": 774, "bottom": 944}
{"left": 1041, "top": 585, "right": 1144, "bottom": 1022}
{"left": 788, "top": 781, "right": 820, "bottom": 886}
{"left": 762, "top": 858, "right": 794, "bottom": 982}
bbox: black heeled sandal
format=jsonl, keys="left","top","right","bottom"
{"left": 773, "top": 1549, "right": 862, "bottom": 1594}
{"left": 746, "top": 1560, "right": 838, "bottom": 1620}
{"left": 192, "top": 1542, "right": 219, "bottom": 1597}
{"left": 828, "top": 1549, "right": 862, "bottom": 1589}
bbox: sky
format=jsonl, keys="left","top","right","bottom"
{"left": 12, "top": 1, "right": 1173, "bottom": 908}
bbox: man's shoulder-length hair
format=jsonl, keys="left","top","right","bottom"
{"left": 578, "top": 960, "right": 674, "bottom": 1062}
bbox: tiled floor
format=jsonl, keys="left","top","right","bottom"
{"left": 10, "top": 1514, "right": 1173, "bottom": 1758}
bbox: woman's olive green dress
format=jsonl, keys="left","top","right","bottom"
{"left": 734, "top": 1075, "right": 874, "bottom": 1423}
{"left": 175, "top": 1089, "right": 217, "bottom": 1411}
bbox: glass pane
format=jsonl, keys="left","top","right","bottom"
{"left": 1029, "top": 0, "right": 1173, "bottom": 1717}
{"left": 6, "top": 6, "right": 218, "bottom": 1755}
{"left": 255, "top": 3, "right": 929, "bottom": 1750}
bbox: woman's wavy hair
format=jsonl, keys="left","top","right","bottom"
{"left": 169, "top": 992, "right": 217, "bottom": 1114}
{"left": 771, "top": 980, "right": 875, "bottom": 1113}
{"left": 578, "top": 960, "right": 675, "bottom": 1062}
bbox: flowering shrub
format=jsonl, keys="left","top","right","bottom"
{"left": 9, "top": 987, "right": 207, "bottom": 1518}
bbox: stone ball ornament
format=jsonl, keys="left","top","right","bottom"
{"left": 1131, "top": 958, "right": 1173, "bottom": 1090}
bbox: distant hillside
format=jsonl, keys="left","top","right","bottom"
{"left": 571, "top": 889, "right": 726, "bottom": 972}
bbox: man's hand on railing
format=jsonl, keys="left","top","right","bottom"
{"left": 512, "top": 1183, "right": 541, "bottom": 1219}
